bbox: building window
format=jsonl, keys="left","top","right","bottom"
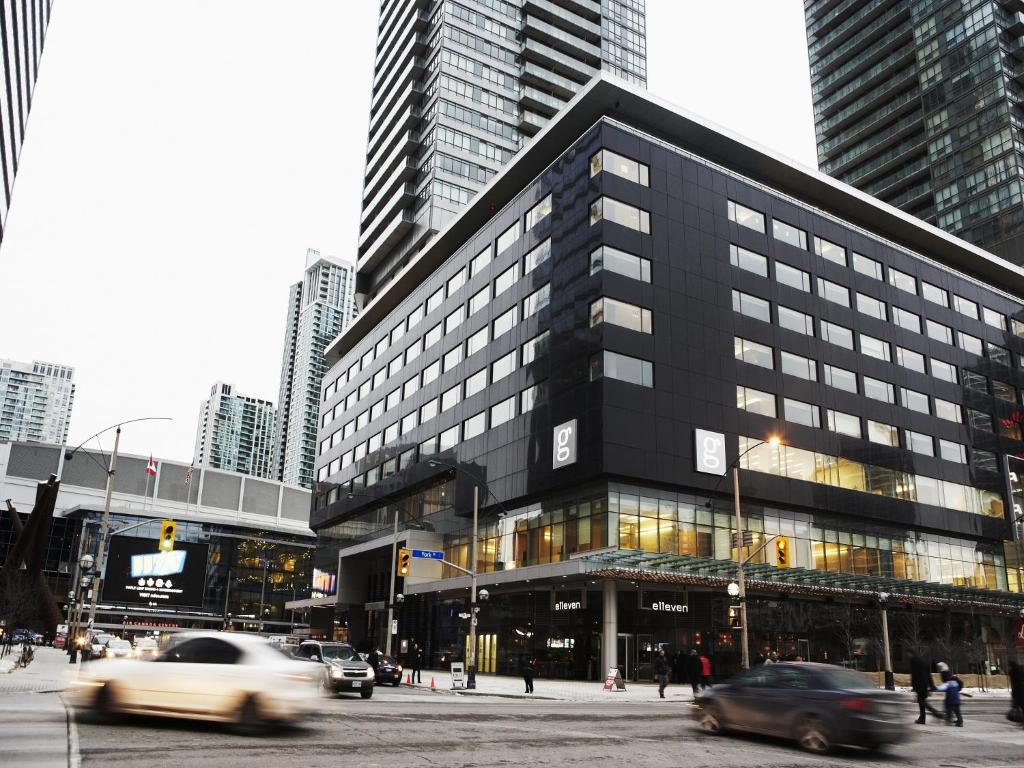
{"left": 856, "top": 293, "right": 886, "bottom": 320}
{"left": 591, "top": 296, "right": 652, "bottom": 333}
{"left": 772, "top": 219, "right": 807, "bottom": 249}
{"left": 964, "top": 371, "right": 988, "bottom": 393}
{"left": 443, "top": 345, "right": 462, "bottom": 372}
{"left": 439, "top": 425, "right": 460, "bottom": 451}
{"left": 780, "top": 350, "right": 816, "bottom": 381}
{"left": 590, "top": 245, "right": 651, "bottom": 282}
{"left": 590, "top": 149, "right": 650, "bottom": 186}
{"left": 470, "top": 245, "right": 492, "bottom": 277}
{"left": 497, "top": 221, "right": 520, "bottom": 254}
{"left": 373, "top": 368, "right": 387, "bottom": 390}
{"left": 813, "top": 235, "right": 846, "bottom": 266}
{"left": 494, "top": 263, "right": 518, "bottom": 296}
{"left": 424, "top": 322, "right": 443, "bottom": 349}
{"left": 823, "top": 364, "right": 857, "bottom": 393}
{"left": 523, "top": 239, "right": 551, "bottom": 274}
{"left": 988, "top": 343, "right": 1011, "bottom": 367}
{"left": 388, "top": 356, "right": 403, "bottom": 378}
{"left": 892, "top": 307, "right": 921, "bottom": 334}
{"left": 860, "top": 334, "right": 891, "bottom": 362}
{"left": 491, "top": 350, "right": 516, "bottom": 382}
{"left": 957, "top": 331, "right": 982, "bottom": 356}
{"left": 591, "top": 196, "right": 651, "bottom": 233}
{"left": 386, "top": 388, "right": 401, "bottom": 411}
{"left": 445, "top": 306, "right": 465, "bottom": 334}
{"left": 817, "top": 277, "right": 850, "bottom": 307}
{"left": 384, "top": 422, "right": 399, "bottom": 445}
{"left": 930, "top": 359, "right": 957, "bottom": 383}
{"left": 732, "top": 289, "right": 770, "bottom": 322}
{"left": 441, "top": 384, "right": 460, "bottom": 412}
{"left": 863, "top": 376, "right": 894, "bottom": 403}
{"left": 493, "top": 306, "right": 517, "bottom": 337}
{"left": 922, "top": 281, "right": 948, "bottom": 307}
{"left": 427, "top": 286, "right": 445, "bottom": 314}
{"left": 490, "top": 395, "right": 516, "bottom": 427}
{"left": 361, "top": 349, "right": 373, "bottom": 369}
{"left": 447, "top": 267, "right": 467, "bottom": 296}
{"left": 371, "top": 400, "right": 384, "bottom": 421}
{"left": 522, "top": 330, "right": 550, "bottom": 365}
{"left": 952, "top": 294, "right": 979, "bottom": 320}
{"left": 727, "top": 200, "right": 765, "bottom": 233}
{"left": 420, "top": 397, "right": 439, "bottom": 423}
{"left": 983, "top": 307, "right": 1006, "bottom": 330}
{"left": 968, "top": 408, "right": 992, "bottom": 432}
{"left": 375, "top": 337, "right": 389, "bottom": 357}
{"left": 401, "top": 412, "right": 417, "bottom": 435}
{"left": 776, "top": 262, "right": 811, "bottom": 292}
{"left": 521, "top": 380, "right": 547, "bottom": 412}
{"left": 826, "top": 409, "right": 861, "bottom": 438}
{"left": 895, "top": 346, "right": 925, "bottom": 373}
{"left": 926, "top": 320, "right": 953, "bottom": 345}
{"left": 419, "top": 435, "right": 437, "bottom": 457}
{"left": 734, "top": 337, "right": 773, "bottom": 369}
{"left": 737, "top": 385, "right": 777, "bottom": 417}
{"left": 523, "top": 283, "right": 550, "bottom": 318}
{"left": 778, "top": 305, "right": 814, "bottom": 335}
{"left": 901, "top": 388, "right": 929, "bottom": 414}
{"left": 422, "top": 360, "right": 440, "bottom": 386}
{"left": 821, "top": 320, "right": 854, "bottom": 350}
{"left": 867, "top": 420, "right": 898, "bottom": 446}
{"left": 939, "top": 440, "right": 967, "bottom": 464}
{"left": 934, "top": 398, "right": 962, "bottom": 423}
{"left": 905, "top": 430, "right": 934, "bottom": 456}
{"left": 852, "top": 252, "right": 883, "bottom": 280}
{"left": 784, "top": 398, "right": 819, "bottom": 427}
{"left": 467, "top": 326, "right": 488, "bottom": 357}
{"left": 993, "top": 380, "right": 1016, "bottom": 402}
{"left": 888, "top": 268, "right": 916, "bottom": 294}
{"left": 405, "top": 338, "right": 422, "bottom": 364}
{"left": 469, "top": 285, "right": 489, "bottom": 316}
{"left": 463, "top": 411, "right": 487, "bottom": 440}
{"left": 590, "top": 350, "right": 653, "bottom": 387}
{"left": 730, "top": 244, "right": 768, "bottom": 277}
{"left": 407, "top": 303, "right": 424, "bottom": 329}
{"left": 525, "top": 194, "right": 552, "bottom": 230}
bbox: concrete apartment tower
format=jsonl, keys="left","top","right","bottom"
{"left": 193, "top": 382, "right": 276, "bottom": 479}
{"left": 805, "top": 0, "right": 1024, "bottom": 263}
{"left": 358, "top": 0, "right": 648, "bottom": 297}
{"left": 0, "top": 358, "right": 74, "bottom": 444}
{"left": 0, "top": 0, "right": 54, "bottom": 245}
{"left": 273, "top": 249, "right": 358, "bottom": 488}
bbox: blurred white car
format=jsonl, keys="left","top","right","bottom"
{"left": 70, "top": 632, "right": 318, "bottom": 731}
{"left": 132, "top": 637, "right": 159, "bottom": 660}
{"left": 102, "top": 639, "right": 133, "bottom": 659}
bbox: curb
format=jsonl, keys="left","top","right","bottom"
{"left": 61, "top": 694, "right": 81, "bottom": 768}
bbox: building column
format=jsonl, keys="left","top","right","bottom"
{"left": 602, "top": 579, "right": 617, "bottom": 675}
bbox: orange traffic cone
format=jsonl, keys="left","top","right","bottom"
{"left": 430, "top": 676, "right": 436, "bottom": 690}
{"left": 405, "top": 673, "right": 411, "bottom": 685}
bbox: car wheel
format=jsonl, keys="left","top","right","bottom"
{"left": 393, "top": 680, "right": 401, "bottom": 687}
{"left": 233, "top": 695, "right": 266, "bottom": 737}
{"left": 318, "top": 675, "right": 335, "bottom": 698}
{"left": 360, "top": 688, "right": 374, "bottom": 699}
{"left": 795, "top": 716, "right": 831, "bottom": 754}
{"left": 698, "top": 703, "right": 725, "bottom": 735}
{"left": 93, "top": 682, "right": 119, "bottom": 721}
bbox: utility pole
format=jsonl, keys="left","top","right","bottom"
{"left": 86, "top": 427, "right": 121, "bottom": 628}
{"left": 879, "top": 592, "right": 894, "bottom": 690}
{"left": 467, "top": 486, "right": 479, "bottom": 689}
{"left": 258, "top": 558, "right": 268, "bottom": 633}
{"left": 733, "top": 465, "right": 750, "bottom": 670}
{"left": 385, "top": 508, "right": 399, "bottom": 657}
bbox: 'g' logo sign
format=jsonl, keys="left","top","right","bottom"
{"left": 695, "top": 429, "right": 727, "bottom": 476}
{"left": 552, "top": 419, "right": 578, "bottom": 469}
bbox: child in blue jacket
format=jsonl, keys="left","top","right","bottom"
{"left": 936, "top": 670, "right": 964, "bottom": 727}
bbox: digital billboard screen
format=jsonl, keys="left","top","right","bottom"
{"left": 102, "top": 536, "right": 209, "bottom": 607}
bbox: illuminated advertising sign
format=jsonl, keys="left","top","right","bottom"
{"left": 102, "top": 536, "right": 208, "bottom": 607}
{"left": 639, "top": 590, "right": 689, "bottom": 613}
{"left": 311, "top": 568, "right": 337, "bottom": 599}
{"left": 1008, "top": 455, "right": 1024, "bottom": 542}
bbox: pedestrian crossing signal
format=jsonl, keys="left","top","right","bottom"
{"left": 397, "top": 548, "right": 411, "bottom": 578}
{"left": 775, "top": 536, "right": 790, "bottom": 568}
{"left": 159, "top": 520, "right": 176, "bottom": 552}
{"left": 727, "top": 605, "right": 741, "bottom": 628}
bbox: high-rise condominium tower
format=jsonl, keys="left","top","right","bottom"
{"left": 273, "top": 250, "right": 358, "bottom": 488}
{"left": 358, "top": 0, "right": 647, "bottom": 295}
{"left": 0, "top": 358, "right": 74, "bottom": 444}
{"left": 193, "top": 382, "right": 276, "bottom": 479}
{"left": 0, "top": 0, "right": 54, "bottom": 245}
{"left": 805, "top": 1, "right": 1024, "bottom": 263}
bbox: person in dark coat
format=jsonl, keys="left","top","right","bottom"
{"left": 654, "top": 649, "right": 670, "bottom": 698}
{"left": 1008, "top": 660, "right": 1024, "bottom": 725}
{"left": 522, "top": 657, "right": 536, "bottom": 694}
{"left": 686, "top": 649, "right": 702, "bottom": 696}
{"left": 672, "top": 650, "right": 685, "bottom": 684}
{"left": 910, "top": 651, "right": 941, "bottom": 723}
{"left": 410, "top": 643, "right": 423, "bottom": 684}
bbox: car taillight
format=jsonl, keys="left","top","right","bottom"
{"left": 839, "top": 696, "right": 873, "bottom": 713}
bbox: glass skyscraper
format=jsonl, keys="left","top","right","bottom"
{"left": 0, "top": 358, "right": 74, "bottom": 444}
{"left": 193, "top": 382, "right": 276, "bottom": 479}
{"left": 273, "top": 249, "right": 358, "bottom": 489}
{"left": 805, "top": 0, "right": 1024, "bottom": 264}
{"left": 0, "top": 0, "right": 54, "bottom": 246}
{"left": 358, "top": 0, "right": 647, "bottom": 297}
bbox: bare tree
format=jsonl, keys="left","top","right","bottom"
{"left": 0, "top": 574, "right": 39, "bottom": 657}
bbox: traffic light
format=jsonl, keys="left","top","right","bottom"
{"left": 727, "top": 605, "right": 741, "bottom": 629}
{"left": 159, "top": 520, "right": 176, "bottom": 552}
{"left": 775, "top": 536, "right": 790, "bottom": 568}
{"left": 397, "top": 548, "right": 411, "bottom": 578}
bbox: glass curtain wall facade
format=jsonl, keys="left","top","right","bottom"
{"left": 359, "top": 0, "right": 647, "bottom": 296}
{"left": 193, "top": 382, "right": 277, "bottom": 479}
{"left": 805, "top": 0, "right": 1024, "bottom": 264}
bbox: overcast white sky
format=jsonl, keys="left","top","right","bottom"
{"left": 0, "top": 0, "right": 815, "bottom": 460}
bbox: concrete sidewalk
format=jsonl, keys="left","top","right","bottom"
{"left": 0, "top": 645, "right": 79, "bottom": 694}
{"left": 0, "top": 647, "right": 79, "bottom": 768}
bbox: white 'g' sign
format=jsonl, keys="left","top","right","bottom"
{"left": 695, "top": 429, "right": 727, "bottom": 476}
{"left": 552, "top": 419, "right": 578, "bottom": 469}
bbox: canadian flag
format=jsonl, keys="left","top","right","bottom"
{"left": 146, "top": 455, "right": 157, "bottom": 476}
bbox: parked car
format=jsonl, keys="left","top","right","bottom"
{"left": 132, "top": 637, "right": 159, "bottom": 660}
{"left": 87, "top": 633, "right": 115, "bottom": 661}
{"left": 293, "top": 640, "right": 375, "bottom": 698}
{"left": 69, "top": 632, "right": 318, "bottom": 731}
{"left": 694, "top": 662, "right": 909, "bottom": 754}
{"left": 374, "top": 655, "right": 403, "bottom": 686}
{"left": 102, "top": 639, "right": 133, "bottom": 659}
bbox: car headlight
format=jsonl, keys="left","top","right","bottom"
{"left": 330, "top": 666, "right": 342, "bottom": 679}
{"left": 397, "top": 665, "right": 403, "bottom": 672}
{"left": 366, "top": 668, "right": 375, "bottom": 678}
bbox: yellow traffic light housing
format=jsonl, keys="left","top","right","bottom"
{"left": 159, "top": 520, "right": 177, "bottom": 552}
{"left": 775, "top": 536, "right": 790, "bottom": 568}
{"left": 727, "top": 605, "right": 741, "bottom": 628}
{"left": 397, "top": 548, "right": 411, "bottom": 578}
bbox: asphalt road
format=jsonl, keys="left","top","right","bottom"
{"left": 72, "top": 687, "right": 1024, "bottom": 768}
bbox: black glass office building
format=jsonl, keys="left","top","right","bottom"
{"left": 805, "top": 0, "right": 1024, "bottom": 265}
{"left": 312, "top": 76, "right": 1024, "bottom": 680}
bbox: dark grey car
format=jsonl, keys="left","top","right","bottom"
{"left": 694, "top": 662, "right": 910, "bottom": 754}
{"left": 294, "top": 641, "right": 376, "bottom": 699}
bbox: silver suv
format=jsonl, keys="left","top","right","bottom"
{"left": 295, "top": 641, "right": 375, "bottom": 699}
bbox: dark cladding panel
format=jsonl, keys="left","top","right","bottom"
{"left": 6, "top": 443, "right": 61, "bottom": 480}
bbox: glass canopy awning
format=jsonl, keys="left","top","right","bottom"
{"left": 580, "top": 549, "right": 1024, "bottom": 614}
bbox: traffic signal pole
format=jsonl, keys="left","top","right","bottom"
{"left": 385, "top": 509, "right": 399, "bottom": 658}
{"left": 733, "top": 466, "right": 750, "bottom": 671}
{"left": 87, "top": 427, "right": 121, "bottom": 628}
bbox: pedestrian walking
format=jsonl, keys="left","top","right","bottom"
{"left": 910, "top": 651, "right": 941, "bottom": 724}
{"left": 936, "top": 668, "right": 964, "bottom": 727}
{"left": 367, "top": 646, "right": 382, "bottom": 671}
{"left": 686, "top": 649, "right": 702, "bottom": 696}
{"left": 672, "top": 650, "right": 685, "bottom": 684}
{"left": 654, "top": 649, "right": 670, "bottom": 698}
{"left": 1007, "top": 660, "right": 1024, "bottom": 725}
{"left": 410, "top": 643, "right": 423, "bottom": 684}
{"left": 522, "top": 657, "right": 536, "bottom": 694}
{"left": 699, "top": 653, "right": 712, "bottom": 689}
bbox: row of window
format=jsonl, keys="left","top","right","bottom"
{"left": 727, "top": 197, "right": 1020, "bottom": 334}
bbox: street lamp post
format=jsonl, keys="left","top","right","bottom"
{"left": 467, "top": 485, "right": 479, "bottom": 690}
{"left": 258, "top": 557, "right": 269, "bottom": 634}
{"left": 878, "top": 592, "right": 895, "bottom": 690}
{"left": 385, "top": 508, "right": 399, "bottom": 658}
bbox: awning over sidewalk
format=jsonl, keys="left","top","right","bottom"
{"left": 580, "top": 549, "right": 1024, "bottom": 615}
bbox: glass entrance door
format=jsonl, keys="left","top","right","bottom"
{"left": 637, "top": 634, "right": 655, "bottom": 681}
{"left": 616, "top": 633, "right": 633, "bottom": 680}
